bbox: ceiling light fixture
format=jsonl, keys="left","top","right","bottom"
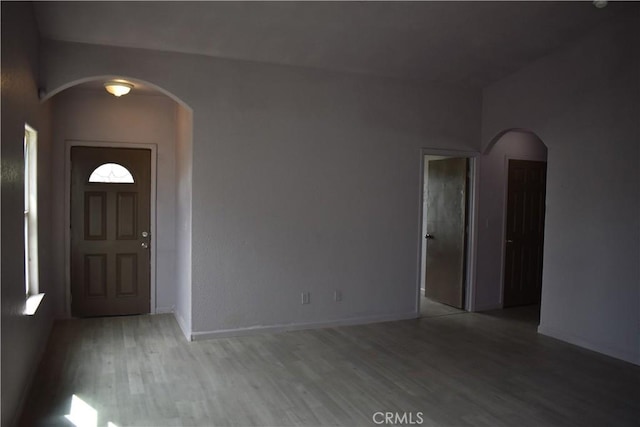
{"left": 104, "top": 80, "right": 133, "bottom": 97}
{"left": 592, "top": 0, "right": 607, "bottom": 8}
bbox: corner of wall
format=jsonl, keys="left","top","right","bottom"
{"left": 538, "top": 323, "right": 640, "bottom": 366}
{"left": 173, "top": 310, "right": 193, "bottom": 342}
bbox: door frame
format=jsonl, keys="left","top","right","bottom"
{"left": 64, "top": 140, "right": 158, "bottom": 316}
{"left": 418, "top": 148, "right": 479, "bottom": 313}
{"left": 498, "top": 155, "right": 547, "bottom": 307}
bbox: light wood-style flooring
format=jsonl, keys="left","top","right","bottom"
{"left": 22, "top": 308, "right": 639, "bottom": 426}
{"left": 420, "top": 296, "right": 464, "bottom": 318}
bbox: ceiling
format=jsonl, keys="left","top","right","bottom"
{"left": 34, "top": 1, "right": 631, "bottom": 89}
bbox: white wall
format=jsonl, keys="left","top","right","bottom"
{"left": 175, "top": 104, "right": 193, "bottom": 337}
{"left": 41, "top": 40, "right": 482, "bottom": 338}
{"left": 474, "top": 131, "right": 547, "bottom": 310}
{"left": 50, "top": 88, "right": 179, "bottom": 315}
{"left": 1, "top": 3, "right": 55, "bottom": 425}
{"left": 482, "top": 20, "right": 639, "bottom": 364}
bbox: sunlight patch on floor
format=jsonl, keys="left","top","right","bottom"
{"left": 65, "top": 394, "right": 118, "bottom": 427}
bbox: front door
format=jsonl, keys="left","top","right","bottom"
{"left": 71, "top": 147, "right": 151, "bottom": 316}
{"left": 503, "top": 159, "right": 547, "bottom": 307}
{"left": 425, "top": 157, "right": 468, "bottom": 309}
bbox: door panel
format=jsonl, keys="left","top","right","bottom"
{"left": 71, "top": 147, "right": 151, "bottom": 316}
{"left": 425, "top": 157, "right": 468, "bottom": 309}
{"left": 503, "top": 159, "right": 546, "bottom": 307}
{"left": 116, "top": 192, "right": 137, "bottom": 239}
{"left": 85, "top": 192, "right": 107, "bottom": 239}
{"left": 116, "top": 253, "right": 138, "bottom": 297}
{"left": 85, "top": 255, "right": 107, "bottom": 297}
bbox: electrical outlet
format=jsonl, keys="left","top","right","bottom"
{"left": 301, "top": 292, "right": 310, "bottom": 304}
{"left": 334, "top": 290, "right": 342, "bottom": 302}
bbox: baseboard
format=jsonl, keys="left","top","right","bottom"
{"left": 538, "top": 323, "right": 639, "bottom": 366}
{"left": 173, "top": 311, "right": 192, "bottom": 341}
{"left": 191, "top": 311, "right": 419, "bottom": 341}
{"left": 155, "top": 306, "right": 175, "bottom": 314}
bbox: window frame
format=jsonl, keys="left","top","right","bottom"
{"left": 24, "top": 124, "right": 44, "bottom": 315}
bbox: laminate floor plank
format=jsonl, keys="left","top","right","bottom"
{"left": 20, "top": 308, "right": 640, "bottom": 427}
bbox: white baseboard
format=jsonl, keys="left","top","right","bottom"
{"left": 155, "top": 306, "right": 175, "bottom": 314}
{"left": 538, "top": 323, "right": 639, "bottom": 366}
{"left": 191, "top": 311, "right": 419, "bottom": 341}
{"left": 173, "top": 311, "right": 192, "bottom": 341}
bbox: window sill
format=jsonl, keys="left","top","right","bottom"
{"left": 24, "top": 293, "right": 45, "bottom": 316}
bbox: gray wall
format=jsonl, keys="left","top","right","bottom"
{"left": 1, "top": 3, "right": 55, "bottom": 425}
{"left": 482, "top": 20, "right": 639, "bottom": 364}
{"left": 40, "top": 39, "right": 482, "bottom": 338}
{"left": 50, "top": 88, "right": 179, "bottom": 315}
{"left": 474, "top": 131, "right": 547, "bottom": 310}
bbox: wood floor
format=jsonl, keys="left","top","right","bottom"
{"left": 22, "top": 309, "right": 639, "bottom": 427}
{"left": 420, "top": 296, "right": 464, "bottom": 318}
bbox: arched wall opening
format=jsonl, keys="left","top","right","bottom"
{"left": 40, "top": 74, "right": 192, "bottom": 111}
{"left": 474, "top": 129, "right": 548, "bottom": 313}
{"left": 45, "top": 76, "right": 193, "bottom": 336}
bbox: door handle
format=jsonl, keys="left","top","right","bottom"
{"left": 425, "top": 234, "right": 434, "bottom": 239}
{"left": 506, "top": 239, "right": 513, "bottom": 243}
{"left": 141, "top": 242, "right": 149, "bottom": 249}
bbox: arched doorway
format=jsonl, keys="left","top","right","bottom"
{"left": 478, "top": 129, "right": 548, "bottom": 313}
{"left": 43, "top": 77, "right": 193, "bottom": 327}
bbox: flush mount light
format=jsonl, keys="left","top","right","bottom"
{"left": 593, "top": 0, "right": 607, "bottom": 8}
{"left": 104, "top": 80, "right": 133, "bottom": 97}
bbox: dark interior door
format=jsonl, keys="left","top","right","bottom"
{"left": 71, "top": 147, "right": 151, "bottom": 317}
{"left": 503, "top": 159, "right": 547, "bottom": 307}
{"left": 425, "top": 157, "right": 468, "bottom": 309}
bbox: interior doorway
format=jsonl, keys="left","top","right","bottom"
{"left": 478, "top": 129, "right": 548, "bottom": 316}
{"left": 419, "top": 153, "right": 475, "bottom": 318}
{"left": 46, "top": 77, "right": 192, "bottom": 333}
{"left": 503, "top": 159, "right": 547, "bottom": 307}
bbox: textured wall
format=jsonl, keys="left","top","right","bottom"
{"left": 40, "top": 40, "right": 482, "bottom": 336}
{"left": 1, "top": 3, "right": 55, "bottom": 425}
{"left": 482, "top": 20, "right": 640, "bottom": 364}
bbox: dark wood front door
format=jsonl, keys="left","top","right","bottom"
{"left": 425, "top": 157, "right": 468, "bottom": 309}
{"left": 503, "top": 159, "right": 547, "bottom": 307}
{"left": 71, "top": 147, "right": 151, "bottom": 316}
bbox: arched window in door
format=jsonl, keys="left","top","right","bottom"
{"left": 88, "top": 163, "right": 135, "bottom": 183}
